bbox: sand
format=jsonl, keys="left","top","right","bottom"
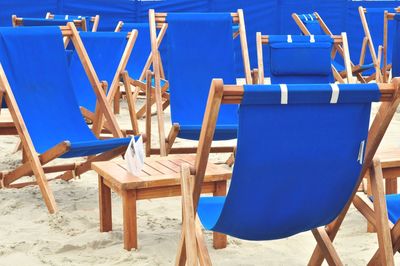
{"left": 0, "top": 99, "right": 400, "bottom": 265}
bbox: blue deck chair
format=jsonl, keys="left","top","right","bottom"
{"left": 12, "top": 15, "right": 88, "bottom": 31}
{"left": 292, "top": 12, "right": 374, "bottom": 83}
{"left": 177, "top": 79, "right": 400, "bottom": 265}
{"left": 358, "top": 6, "right": 399, "bottom": 82}
{"left": 257, "top": 34, "right": 338, "bottom": 84}
{"left": 46, "top": 12, "right": 99, "bottom": 32}
{"left": 149, "top": 9, "right": 252, "bottom": 156}
{"left": 116, "top": 22, "right": 169, "bottom": 119}
{"left": 0, "top": 24, "right": 132, "bottom": 213}
{"left": 67, "top": 31, "right": 139, "bottom": 134}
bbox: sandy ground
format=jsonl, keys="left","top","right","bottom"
{"left": 0, "top": 98, "right": 400, "bottom": 265}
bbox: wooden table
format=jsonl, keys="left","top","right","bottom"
{"left": 92, "top": 154, "right": 231, "bottom": 251}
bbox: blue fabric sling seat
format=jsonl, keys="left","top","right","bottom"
{"left": 369, "top": 194, "right": 400, "bottom": 224}
{"left": 120, "top": 22, "right": 167, "bottom": 88}
{"left": 297, "top": 13, "right": 323, "bottom": 35}
{"left": 267, "top": 35, "right": 334, "bottom": 84}
{"left": 68, "top": 32, "right": 128, "bottom": 113}
{"left": 167, "top": 13, "right": 238, "bottom": 140}
{"left": 198, "top": 83, "right": 380, "bottom": 240}
{"left": 382, "top": 194, "right": 400, "bottom": 224}
{"left": 0, "top": 26, "right": 130, "bottom": 158}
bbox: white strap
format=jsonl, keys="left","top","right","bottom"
{"left": 302, "top": 15, "right": 308, "bottom": 21}
{"left": 280, "top": 84, "right": 288, "bottom": 104}
{"left": 330, "top": 83, "right": 340, "bottom": 104}
{"left": 358, "top": 140, "right": 365, "bottom": 165}
{"left": 309, "top": 14, "right": 314, "bottom": 21}
{"left": 65, "top": 15, "right": 69, "bottom": 20}
{"left": 287, "top": 35, "right": 293, "bottom": 43}
{"left": 310, "top": 35, "right": 315, "bottom": 43}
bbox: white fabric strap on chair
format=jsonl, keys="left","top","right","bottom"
{"left": 65, "top": 15, "right": 69, "bottom": 20}
{"left": 309, "top": 14, "right": 314, "bottom": 21}
{"left": 330, "top": 83, "right": 340, "bottom": 104}
{"left": 310, "top": 35, "right": 315, "bottom": 43}
{"left": 280, "top": 84, "right": 288, "bottom": 104}
{"left": 302, "top": 14, "right": 308, "bottom": 21}
{"left": 287, "top": 35, "right": 293, "bottom": 43}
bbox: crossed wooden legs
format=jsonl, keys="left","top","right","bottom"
{"left": 353, "top": 159, "right": 396, "bottom": 266}
{"left": 177, "top": 163, "right": 212, "bottom": 266}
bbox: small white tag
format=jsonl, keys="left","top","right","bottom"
{"left": 287, "top": 35, "right": 293, "bottom": 43}
{"left": 330, "top": 83, "right": 339, "bottom": 104}
{"left": 310, "top": 35, "right": 315, "bottom": 43}
{"left": 65, "top": 15, "right": 69, "bottom": 20}
{"left": 280, "top": 84, "right": 288, "bottom": 104}
{"left": 125, "top": 136, "right": 144, "bottom": 176}
{"left": 358, "top": 140, "right": 365, "bottom": 165}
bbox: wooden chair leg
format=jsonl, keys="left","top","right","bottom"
{"left": 366, "top": 174, "right": 376, "bottom": 233}
{"left": 122, "top": 189, "right": 137, "bottom": 251}
{"left": 311, "top": 227, "right": 343, "bottom": 266}
{"left": 213, "top": 181, "right": 227, "bottom": 249}
{"left": 368, "top": 159, "right": 394, "bottom": 266}
{"left": 122, "top": 72, "right": 139, "bottom": 135}
{"left": 145, "top": 71, "right": 152, "bottom": 157}
{"left": 113, "top": 85, "right": 121, "bottom": 115}
{"left": 181, "top": 164, "right": 198, "bottom": 265}
{"left": 99, "top": 175, "right": 112, "bottom": 232}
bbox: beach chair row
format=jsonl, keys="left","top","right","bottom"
{"left": 2, "top": 7, "right": 400, "bottom": 265}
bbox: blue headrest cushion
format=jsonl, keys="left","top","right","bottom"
{"left": 268, "top": 35, "right": 333, "bottom": 76}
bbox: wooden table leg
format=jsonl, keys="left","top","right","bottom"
{"left": 99, "top": 175, "right": 112, "bottom": 232}
{"left": 212, "top": 181, "right": 227, "bottom": 249}
{"left": 383, "top": 168, "right": 399, "bottom": 195}
{"left": 122, "top": 189, "right": 137, "bottom": 250}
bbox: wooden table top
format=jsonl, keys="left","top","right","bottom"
{"left": 92, "top": 154, "right": 232, "bottom": 191}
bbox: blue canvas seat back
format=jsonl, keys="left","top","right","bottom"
{"left": 69, "top": 32, "right": 127, "bottom": 112}
{"left": 120, "top": 23, "right": 151, "bottom": 80}
{"left": 198, "top": 83, "right": 381, "bottom": 240}
{"left": 167, "top": 13, "right": 238, "bottom": 140}
{"left": 266, "top": 35, "right": 334, "bottom": 84}
{"left": 0, "top": 27, "right": 98, "bottom": 153}
{"left": 21, "top": 18, "right": 74, "bottom": 26}
{"left": 298, "top": 14, "right": 323, "bottom": 35}
{"left": 391, "top": 14, "right": 400, "bottom": 77}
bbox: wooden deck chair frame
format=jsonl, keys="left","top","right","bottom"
{"left": 357, "top": 6, "right": 400, "bottom": 83}
{"left": 255, "top": 33, "right": 353, "bottom": 84}
{"left": 12, "top": 14, "right": 88, "bottom": 32}
{"left": 292, "top": 12, "right": 370, "bottom": 83}
{"left": 68, "top": 30, "right": 141, "bottom": 137}
{"left": 115, "top": 20, "right": 170, "bottom": 119}
{"left": 148, "top": 9, "right": 252, "bottom": 157}
{"left": 0, "top": 23, "right": 126, "bottom": 214}
{"left": 174, "top": 78, "right": 400, "bottom": 265}
{"left": 45, "top": 12, "right": 100, "bottom": 32}
{"left": 382, "top": 8, "right": 400, "bottom": 83}
{"left": 353, "top": 159, "right": 400, "bottom": 265}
